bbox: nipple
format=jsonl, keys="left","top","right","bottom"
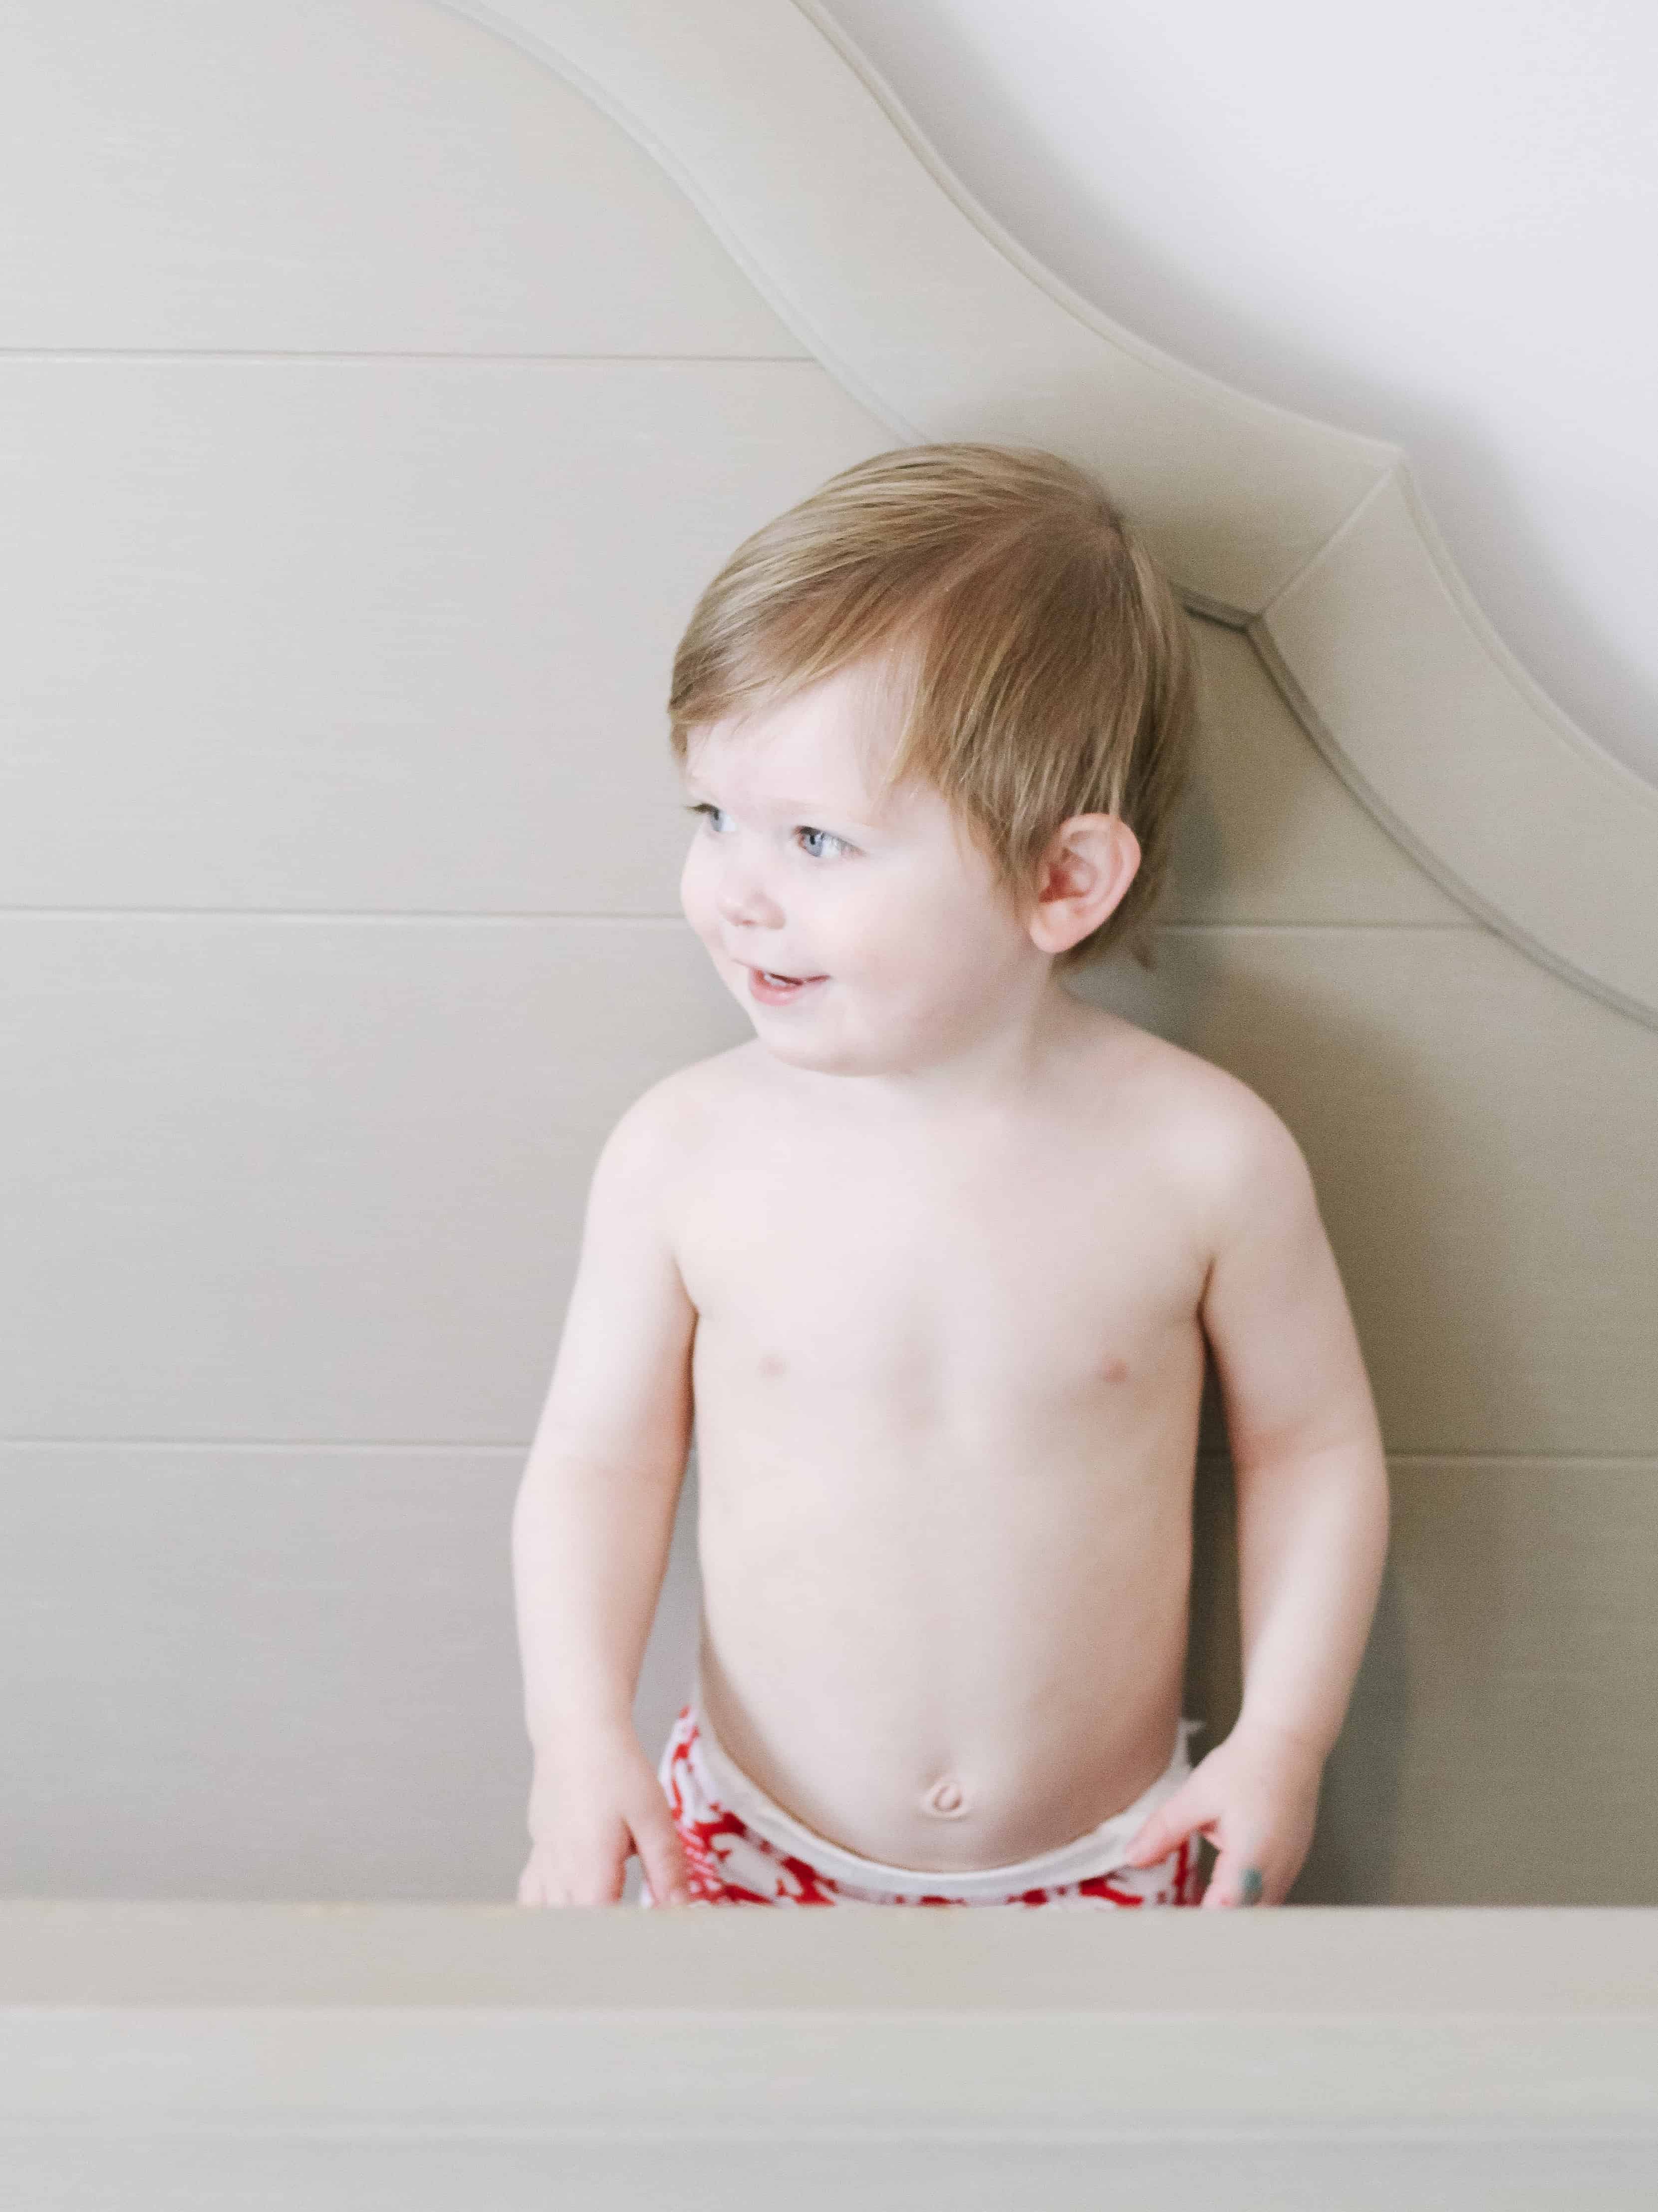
{"left": 925, "top": 1776, "right": 967, "bottom": 1818}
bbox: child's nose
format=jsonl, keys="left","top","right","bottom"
{"left": 714, "top": 859, "right": 785, "bottom": 929}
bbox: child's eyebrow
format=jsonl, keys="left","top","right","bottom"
{"left": 682, "top": 783, "right": 882, "bottom": 833}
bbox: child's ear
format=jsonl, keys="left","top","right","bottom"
{"left": 1025, "top": 812, "right": 1141, "bottom": 956}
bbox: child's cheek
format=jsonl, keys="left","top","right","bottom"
{"left": 678, "top": 849, "right": 715, "bottom": 940}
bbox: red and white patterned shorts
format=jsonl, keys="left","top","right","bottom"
{"left": 641, "top": 1698, "right": 1205, "bottom": 1910}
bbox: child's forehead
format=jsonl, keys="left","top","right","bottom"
{"left": 684, "top": 660, "right": 910, "bottom": 815}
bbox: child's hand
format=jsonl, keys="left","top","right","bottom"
{"left": 518, "top": 1732, "right": 694, "bottom": 1908}
{"left": 1119, "top": 1718, "right": 1324, "bottom": 1907}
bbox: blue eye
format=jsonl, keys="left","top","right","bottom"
{"left": 684, "top": 804, "right": 849, "bottom": 860}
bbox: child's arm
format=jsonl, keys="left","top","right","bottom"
{"left": 511, "top": 1084, "right": 698, "bottom": 1907}
{"left": 1123, "top": 1089, "right": 1390, "bottom": 1906}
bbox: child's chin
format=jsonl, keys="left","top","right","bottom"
{"left": 755, "top": 1032, "right": 896, "bottom": 1080}
{"left": 756, "top": 1030, "right": 833, "bottom": 1068}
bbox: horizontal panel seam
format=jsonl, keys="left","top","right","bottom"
{"left": 1158, "top": 921, "right": 1476, "bottom": 934}
{"left": 0, "top": 1438, "right": 531, "bottom": 1453}
{"left": 0, "top": 349, "right": 818, "bottom": 365}
{"left": 0, "top": 912, "right": 1482, "bottom": 930}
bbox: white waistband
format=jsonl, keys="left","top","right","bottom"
{"left": 688, "top": 1686, "right": 1203, "bottom": 1900}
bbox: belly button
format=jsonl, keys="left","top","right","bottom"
{"left": 925, "top": 1777, "right": 967, "bottom": 1817}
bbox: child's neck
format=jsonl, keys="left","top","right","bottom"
{"left": 810, "top": 969, "right": 1091, "bottom": 1129}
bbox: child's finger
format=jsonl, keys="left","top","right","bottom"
{"left": 518, "top": 1845, "right": 563, "bottom": 1907}
{"left": 633, "top": 1803, "right": 694, "bottom": 1908}
{"left": 1200, "top": 1846, "right": 1270, "bottom": 1908}
{"left": 1120, "top": 1780, "right": 1215, "bottom": 1868}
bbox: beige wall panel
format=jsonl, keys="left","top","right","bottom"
{"left": 0, "top": 916, "right": 747, "bottom": 1441}
{"left": 0, "top": 1441, "right": 702, "bottom": 1900}
{"left": 0, "top": 357, "right": 887, "bottom": 912}
{"left": 1166, "top": 624, "right": 1467, "bottom": 925}
{"left": 0, "top": 0, "right": 801, "bottom": 354}
{"left": 1188, "top": 1453, "right": 1658, "bottom": 1905}
{"left": 6, "top": 912, "right": 1650, "bottom": 1452}
{"left": 1082, "top": 921, "right": 1658, "bottom": 1456}
{"left": 0, "top": 359, "right": 1458, "bottom": 927}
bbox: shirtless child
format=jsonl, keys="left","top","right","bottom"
{"left": 513, "top": 444, "right": 1390, "bottom": 1912}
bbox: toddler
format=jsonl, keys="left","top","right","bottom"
{"left": 513, "top": 444, "right": 1389, "bottom": 1911}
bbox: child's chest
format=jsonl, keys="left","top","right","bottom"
{"left": 671, "top": 1117, "right": 1211, "bottom": 1426}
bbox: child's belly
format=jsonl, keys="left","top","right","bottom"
{"left": 690, "top": 1409, "right": 1201, "bottom": 1874}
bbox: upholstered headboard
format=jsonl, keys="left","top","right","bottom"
{"left": 2, "top": 0, "right": 1653, "bottom": 1905}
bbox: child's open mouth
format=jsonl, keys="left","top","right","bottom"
{"left": 748, "top": 966, "right": 826, "bottom": 1005}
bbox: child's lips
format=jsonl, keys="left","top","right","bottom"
{"left": 745, "top": 964, "right": 827, "bottom": 1001}
{"left": 739, "top": 958, "right": 824, "bottom": 981}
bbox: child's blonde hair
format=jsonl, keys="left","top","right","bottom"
{"left": 667, "top": 442, "right": 1196, "bottom": 969}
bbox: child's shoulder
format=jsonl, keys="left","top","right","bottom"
{"left": 599, "top": 1042, "right": 768, "bottom": 1167}
{"left": 1081, "top": 1007, "right": 1312, "bottom": 1217}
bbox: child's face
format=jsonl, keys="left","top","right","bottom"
{"left": 678, "top": 658, "right": 1042, "bottom": 1081}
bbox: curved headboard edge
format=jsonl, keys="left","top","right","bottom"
{"left": 441, "top": 0, "right": 1397, "bottom": 614}
{"left": 1257, "top": 464, "right": 1658, "bottom": 1027}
